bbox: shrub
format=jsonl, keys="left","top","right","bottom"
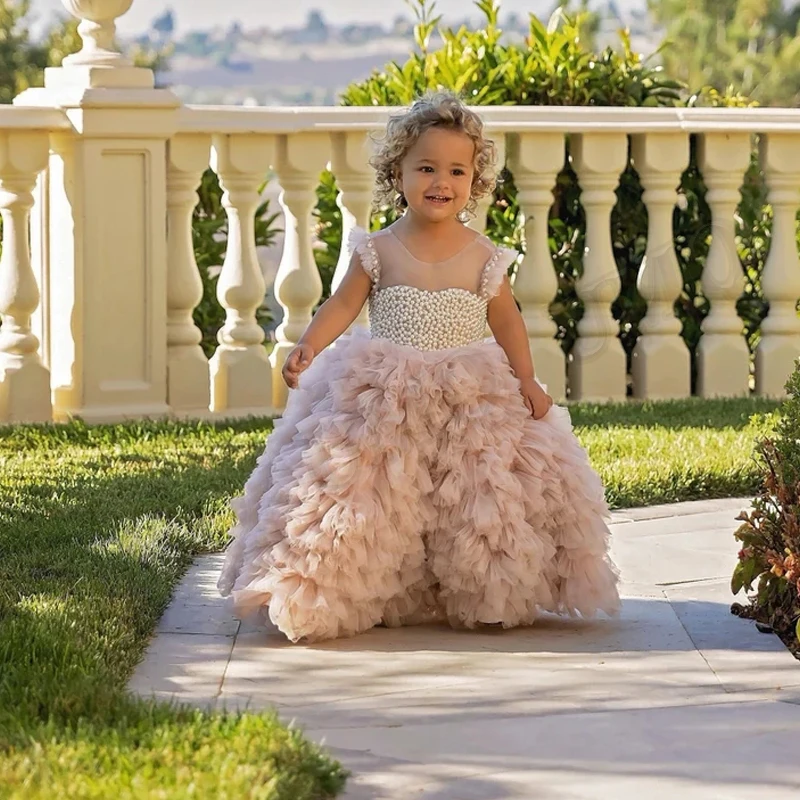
{"left": 731, "top": 360, "right": 800, "bottom": 654}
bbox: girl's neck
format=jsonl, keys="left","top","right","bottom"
{"left": 396, "top": 212, "right": 464, "bottom": 240}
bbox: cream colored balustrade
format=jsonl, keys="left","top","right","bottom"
{"left": 209, "top": 134, "right": 275, "bottom": 415}
{"left": 630, "top": 133, "right": 691, "bottom": 399}
{"left": 167, "top": 134, "right": 212, "bottom": 415}
{"left": 271, "top": 133, "right": 330, "bottom": 409}
{"left": 570, "top": 133, "right": 628, "bottom": 401}
{"left": 4, "top": 101, "right": 800, "bottom": 427}
{"left": 756, "top": 133, "right": 800, "bottom": 397}
{"left": 16, "top": 0, "right": 178, "bottom": 424}
{"left": 507, "top": 132, "right": 566, "bottom": 402}
{"left": 696, "top": 133, "right": 752, "bottom": 398}
{"left": 0, "top": 131, "right": 51, "bottom": 423}
{"left": 468, "top": 134, "right": 506, "bottom": 235}
{"left": 330, "top": 130, "right": 373, "bottom": 329}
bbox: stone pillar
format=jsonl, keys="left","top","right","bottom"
{"left": 15, "top": 0, "right": 180, "bottom": 422}
{"left": 331, "top": 130, "right": 373, "bottom": 329}
{"left": 271, "top": 132, "right": 329, "bottom": 410}
{"left": 630, "top": 133, "right": 691, "bottom": 399}
{"left": 570, "top": 133, "right": 628, "bottom": 402}
{"left": 756, "top": 133, "right": 800, "bottom": 397}
{"left": 209, "top": 134, "right": 274, "bottom": 416}
{"left": 167, "top": 134, "right": 212, "bottom": 415}
{"left": 696, "top": 133, "right": 751, "bottom": 398}
{"left": 507, "top": 132, "right": 566, "bottom": 402}
{"left": 0, "top": 131, "right": 52, "bottom": 423}
{"left": 468, "top": 133, "right": 506, "bottom": 235}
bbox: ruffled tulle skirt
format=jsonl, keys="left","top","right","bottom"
{"left": 217, "top": 331, "right": 620, "bottom": 642}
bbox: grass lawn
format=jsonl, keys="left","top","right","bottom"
{"left": 0, "top": 396, "right": 780, "bottom": 798}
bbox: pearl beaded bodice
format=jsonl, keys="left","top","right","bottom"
{"left": 353, "top": 227, "right": 517, "bottom": 353}
{"left": 369, "top": 286, "right": 489, "bottom": 351}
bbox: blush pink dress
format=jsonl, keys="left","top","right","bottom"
{"left": 217, "top": 226, "right": 620, "bottom": 642}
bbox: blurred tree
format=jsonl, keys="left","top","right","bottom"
{"left": 152, "top": 9, "right": 176, "bottom": 38}
{"left": 650, "top": 0, "right": 800, "bottom": 105}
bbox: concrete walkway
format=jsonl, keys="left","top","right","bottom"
{"left": 129, "top": 498, "right": 800, "bottom": 798}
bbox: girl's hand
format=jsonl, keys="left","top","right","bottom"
{"left": 282, "top": 343, "right": 315, "bottom": 389}
{"left": 519, "top": 376, "right": 553, "bottom": 420}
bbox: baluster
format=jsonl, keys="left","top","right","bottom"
{"left": 166, "top": 134, "right": 212, "bottom": 415}
{"left": 468, "top": 133, "right": 506, "bottom": 235}
{"left": 0, "top": 131, "right": 52, "bottom": 423}
{"left": 209, "top": 134, "right": 275, "bottom": 415}
{"left": 756, "top": 133, "right": 800, "bottom": 397}
{"left": 570, "top": 133, "right": 628, "bottom": 401}
{"left": 630, "top": 133, "right": 691, "bottom": 399}
{"left": 507, "top": 132, "right": 566, "bottom": 402}
{"left": 331, "top": 130, "right": 373, "bottom": 329}
{"left": 271, "top": 132, "right": 329, "bottom": 409}
{"left": 30, "top": 166, "right": 50, "bottom": 371}
{"left": 697, "top": 133, "right": 751, "bottom": 397}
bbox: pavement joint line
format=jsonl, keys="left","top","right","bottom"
{"left": 657, "top": 576, "right": 730, "bottom": 587}
{"left": 663, "top": 593, "right": 731, "bottom": 694}
{"left": 215, "top": 620, "right": 241, "bottom": 704}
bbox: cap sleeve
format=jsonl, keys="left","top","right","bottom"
{"left": 479, "top": 245, "right": 518, "bottom": 300}
{"left": 347, "top": 226, "right": 381, "bottom": 288}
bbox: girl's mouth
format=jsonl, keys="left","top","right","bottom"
{"left": 426, "top": 195, "right": 452, "bottom": 205}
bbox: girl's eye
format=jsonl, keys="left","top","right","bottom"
{"left": 453, "top": 169, "right": 465, "bottom": 176}
{"left": 420, "top": 166, "right": 434, "bottom": 173}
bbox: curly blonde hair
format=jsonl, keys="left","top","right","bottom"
{"left": 370, "top": 92, "right": 497, "bottom": 220}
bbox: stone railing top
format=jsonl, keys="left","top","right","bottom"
{"left": 0, "top": 103, "right": 794, "bottom": 138}
{"left": 0, "top": 106, "right": 71, "bottom": 130}
{"left": 178, "top": 105, "right": 800, "bottom": 135}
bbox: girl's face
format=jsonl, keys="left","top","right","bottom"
{"left": 397, "top": 127, "right": 475, "bottom": 223}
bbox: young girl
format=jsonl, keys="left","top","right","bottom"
{"left": 217, "top": 92, "right": 620, "bottom": 643}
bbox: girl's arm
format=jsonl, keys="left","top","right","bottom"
{"left": 488, "top": 278, "right": 553, "bottom": 419}
{"left": 297, "top": 252, "right": 372, "bottom": 353}
{"left": 282, "top": 252, "right": 371, "bottom": 388}
{"left": 487, "top": 277, "right": 535, "bottom": 379}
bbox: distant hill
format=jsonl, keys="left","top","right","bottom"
{"left": 150, "top": 2, "right": 659, "bottom": 106}
{"left": 165, "top": 51, "right": 410, "bottom": 105}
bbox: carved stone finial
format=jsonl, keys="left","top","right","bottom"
{"left": 60, "top": 0, "right": 135, "bottom": 67}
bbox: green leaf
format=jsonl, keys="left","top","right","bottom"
{"left": 732, "top": 557, "right": 763, "bottom": 596}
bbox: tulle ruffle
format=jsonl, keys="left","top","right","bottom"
{"left": 217, "top": 330, "right": 620, "bottom": 642}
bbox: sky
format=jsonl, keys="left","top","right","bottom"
{"left": 33, "top": 0, "right": 571, "bottom": 36}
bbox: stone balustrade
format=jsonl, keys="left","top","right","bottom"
{"left": 1, "top": 2, "right": 799, "bottom": 424}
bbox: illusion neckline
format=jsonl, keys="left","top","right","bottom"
{"left": 387, "top": 227, "right": 484, "bottom": 265}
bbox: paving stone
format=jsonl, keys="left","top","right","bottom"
{"left": 609, "top": 522, "right": 740, "bottom": 586}
{"left": 128, "top": 632, "right": 233, "bottom": 705}
{"left": 665, "top": 579, "right": 800, "bottom": 692}
{"left": 609, "top": 496, "right": 751, "bottom": 523}
{"left": 314, "top": 701, "right": 800, "bottom": 800}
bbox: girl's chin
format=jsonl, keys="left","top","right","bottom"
{"left": 408, "top": 201, "right": 463, "bottom": 219}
